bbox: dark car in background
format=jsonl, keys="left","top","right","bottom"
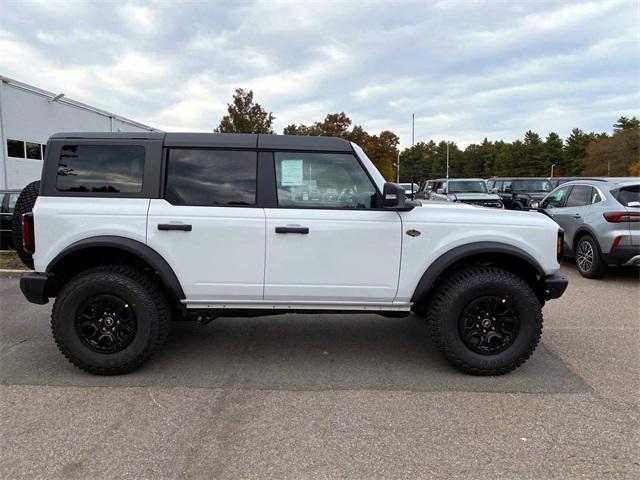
{"left": 537, "top": 179, "right": 639, "bottom": 278}
{"left": 487, "top": 177, "right": 553, "bottom": 210}
{"left": 1, "top": 190, "right": 20, "bottom": 249}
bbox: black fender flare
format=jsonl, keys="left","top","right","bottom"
{"left": 47, "top": 236, "right": 185, "bottom": 299}
{"left": 410, "top": 241, "right": 545, "bottom": 303}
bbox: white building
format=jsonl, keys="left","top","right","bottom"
{"left": 0, "top": 75, "right": 160, "bottom": 190}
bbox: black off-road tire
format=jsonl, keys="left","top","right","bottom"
{"left": 51, "top": 265, "right": 170, "bottom": 375}
{"left": 575, "top": 235, "right": 607, "bottom": 279}
{"left": 11, "top": 180, "right": 40, "bottom": 268}
{"left": 426, "top": 266, "right": 543, "bottom": 375}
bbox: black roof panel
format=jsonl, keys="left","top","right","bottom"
{"left": 258, "top": 134, "right": 352, "bottom": 152}
{"left": 164, "top": 133, "right": 257, "bottom": 149}
{"left": 50, "top": 132, "right": 165, "bottom": 140}
{"left": 49, "top": 132, "right": 354, "bottom": 152}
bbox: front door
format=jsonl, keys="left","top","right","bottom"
{"left": 264, "top": 151, "right": 402, "bottom": 304}
{"left": 147, "top": 148, "right": 265, "bottom": 302}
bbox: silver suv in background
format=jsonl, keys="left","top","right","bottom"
{"left": 430, "top": 178, "right": 503, "bottom": 208}
{"left": 537, "top": 179, "right": 640, "bottom": 278}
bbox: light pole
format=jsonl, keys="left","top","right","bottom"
{"left": 550, "top": 164, "right": 555, "bottom": 178}
{"left": 396, "top": 151, "right": 400, "bottom": 183}
{"left": 446, "top": 142, "right": 450, "bottom": 179}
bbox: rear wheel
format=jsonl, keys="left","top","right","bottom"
{"left": 51, "top": 265, "right": 170, "bottom": 375}
{"left": 425, "top": 266, "right": 542, "bottom": 375}
{"left": 11, "top": 180, "right": 40, "bottom": 268}
{"left": 575, "top": 235, "right": 607, "bottom": 278}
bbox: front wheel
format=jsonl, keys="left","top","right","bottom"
{"left": 425, "top": 266, "right": 542, "bottom": 375}
{"left": 51, "top": 265, "right": 170, "bottom": 375}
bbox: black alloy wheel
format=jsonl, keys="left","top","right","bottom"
{"left": 458, "top": 296, "right": 520, "bottom": 355}
{"left": 75, "top": 294, "right": 137, "bottom": 353}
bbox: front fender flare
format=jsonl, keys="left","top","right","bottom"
{"left": 410, "top": 241, "right": 545, "bottom": 303}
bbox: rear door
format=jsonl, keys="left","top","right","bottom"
{"left": 147, "top": 148, "right": 265, "bottom": 302}
{"left": 263, "top": 151, "right": 402, "bottom": 304}
{"left": 560, "top": 185, "right": 594, "bottom": 248}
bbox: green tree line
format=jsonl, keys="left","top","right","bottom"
{"left": 216, "top": 88, "right": 639, "bottom": 181}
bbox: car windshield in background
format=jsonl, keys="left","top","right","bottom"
{"left": 512, "top": 180, "right": 552, "bottom": 192}
{"left": 448, "top": 181, "right": 487, "bottom": 193}
{"left": 612, "top": 185, "right": 640, "bottom": 207}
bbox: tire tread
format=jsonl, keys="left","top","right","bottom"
{"left": 51, "top": 264, "right": 170, "bottom": 375}
{"left": 426, "top": 266, "right": 543, "bottom": 376}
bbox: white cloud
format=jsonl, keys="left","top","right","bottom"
{"left": 0, "top": 0, "right": 637, "bottom": 148}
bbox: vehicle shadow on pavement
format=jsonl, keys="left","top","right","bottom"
{"left": 1, "top": 307, "right": 590, "bottom": 394}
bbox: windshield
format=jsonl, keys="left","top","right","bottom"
{"left": 512, "top": 180, "right": 552, "bottom": 192}
{"left": 448, "top": 180, "right": 487, "bottom": 193}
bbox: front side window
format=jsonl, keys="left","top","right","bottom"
{"left": 565, "top": 185, "right": 593, "bottom": 207}
{"left": 7, "top": 139, "right": 24, "bottom": 158}
{"left": 165, "top": 149, "right": 257, "bottom": 206}
{"left": 275, "top": 152, "right": 376, "bottom": 208}
{"left": 542, "top": 186, "right": 571, "bottom": 209}
{"left": 57, "top": 145, "right": 144, "bottom": 193}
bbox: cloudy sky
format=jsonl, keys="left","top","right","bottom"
{"left": 1, "top": 0, "right": 638, "bottom": 147}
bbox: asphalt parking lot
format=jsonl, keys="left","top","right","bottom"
{"left": 1, "top": 263, "right": 638, "bottom": 479}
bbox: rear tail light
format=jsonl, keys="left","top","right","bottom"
{"left": 603, "top": 211, "right": 640, "bottom": 222}
{"left": 21, "top": 212, "right": 35, "bottom": 253}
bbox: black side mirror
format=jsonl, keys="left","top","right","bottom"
{"left": 383, "top": 183, "right": 420, "bottom": 211}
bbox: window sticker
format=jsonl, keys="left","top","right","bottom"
{"left": 281, "top": 159, "right": 304, "bottom": 186}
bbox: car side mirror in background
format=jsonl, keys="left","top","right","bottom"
{"left": 383, "top": 183, "right": 420, "bottom": 211}
{"left": 531, "top": 201, "right": 540, "bottom": 208}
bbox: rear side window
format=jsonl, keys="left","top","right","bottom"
{"left": 57, "top": 145, "right": 144, "bottom": 193}
{"left": 165, "top": 149, "right": 257, "bottom": 206}
{"left": 612, "top": 185, "right": 640, "bottom": 207}
{"left": 565, "top": 185, "right": 593, "bottom": 207}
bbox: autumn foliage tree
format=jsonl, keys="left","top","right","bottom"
{"left": 215, "top": 88, "right": 275, "bottom": 134}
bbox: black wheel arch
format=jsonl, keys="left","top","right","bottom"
{"left": 46, "top": 236, "right": 185, "bottom": 300}
{"left": 411, "top": 242, "right": 546, "bottom": 304}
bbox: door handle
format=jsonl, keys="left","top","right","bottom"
{"left": 572, "top": 214, "right": 581, "bottom": 219}
{"left": 158, "top": 223, "right": 192, "bottom": 231}
{"left": 275, "top": 226, "right": 309, "bottom": 234}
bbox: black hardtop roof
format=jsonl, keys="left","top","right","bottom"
{"left": 49, "top": 132, "right": 353, "bottom": 152}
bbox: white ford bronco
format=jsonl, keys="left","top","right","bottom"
{"left": 15, "top": 132, "right": 567, "bottom": 376}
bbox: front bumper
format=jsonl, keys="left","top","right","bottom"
{"left": 20, "top": 272, "right": 51, "bottom": 305}
{"left": 541, "top": 272, "right": 568, "bottom": 300}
